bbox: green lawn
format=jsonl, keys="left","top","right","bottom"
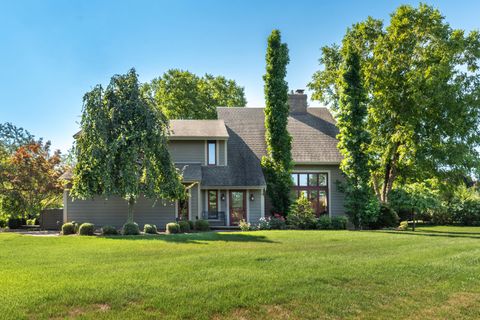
{"left": 1, "top": 228, "right": 480, "bottom": 319}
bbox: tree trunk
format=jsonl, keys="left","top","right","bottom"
{"left": 381, "top": 143, "right": 399, "bottom": 203}
{"left": 127, "top": 196, "right": 135, "bottom": 223}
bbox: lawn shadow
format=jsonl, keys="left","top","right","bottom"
{"left": 101, "top": 231, "right": 278, "bottom": 244}
{"left": 374, "top": 230, "right": 480, "bottom": 240}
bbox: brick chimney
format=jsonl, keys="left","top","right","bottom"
{"left": 288, "top": 89, "right": 308, "bottom": 114}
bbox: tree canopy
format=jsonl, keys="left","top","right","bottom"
{"left": 309, "top": 4, "right": 480, "bottom": 202}
{"left": 261, "top": 29, "right": 293, "bottom": 215}
{"left": 71, "top": 69, "right": 184, "bottom": 222}
{"left": 145, "top": 69, "right": 246, "bottom": 119}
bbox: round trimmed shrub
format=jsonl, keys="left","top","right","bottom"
{"left": 122, "top": 222, "right": 140, "bottom": 235}
{"left": 370, "top": 204, "right": 399, "bottom": 229}
{"left": 7, "top": 218, "right": 25, "bottom": 229}
{"left": 79, "top": 223, "right": 95, "bottom": 236}
{"left": 101, "top": 225, "right": 118, "bottom": 235}
{"left": 144, "top": 224, "right": 158, "bottom": 234}
{"left": 187, "top": 220, "right": 195, "bottom": 230}
{"left": 331, "top": 216, "right": 348, "bottom": 230}
{"left": 316, "top": 215, "right": 332, "bottom": 230}
{"left": 178, "top": 221, "right": 191, "bottom": 232}
{"left": 194, "top": 219, "right": 210, "bottom": 231}
{"left": 62, "top": 222, "right": 76, "bottom": 235}
{"left": 166, "top": 222, "right": 180, "bottom": 234}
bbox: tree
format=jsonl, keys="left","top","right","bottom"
{"left": 309, "top": 4, "right": 480, "bottom": 203}
{"left": 261, "top": 30, "right": 293, "bottom": 215}
{"left": 0, "top": 122, "right": 35, "bottom": 153}
{"left": 336, "top": 45, "right": 375, "bottom": 228}
{"left": 145, "top": 69, "right": 246, "bottom": 119}
{"left": 0, "top": 141, "right": 64, "bottom": 220}
{"left": 71, "top": 69, "right": 185, "bottom": 222}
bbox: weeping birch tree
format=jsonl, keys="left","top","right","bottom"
{"left": 71, "top": 69, "right": 185, "bottom": 223}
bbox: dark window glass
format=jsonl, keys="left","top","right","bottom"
{"left": 208, "top": 141, "right": 216, "bottom": 165}
{"left": 308, "top": 174, "right": 318, "bottom": 186}
{"left": 208, "top": 190, "right": 217, "bottom": 211}
{"left": 319, "top": 174, "right": 327, "bottom": 186}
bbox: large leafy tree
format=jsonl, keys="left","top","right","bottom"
{"left": 0, "top": 141, "right": 64, "bottom": 220}
{"left": 146, "top": 69, "right": 246, "bottom": 119}
{"left": 261, "top": 30, "right": 293, "bottom": 215}
{"left": 337, "top": 45, "right": 375, "bottom": 228}
{"left": 309, "top": 4, "right": 480, "bottom": 203}
{"left": 71, "top": 69, "right": 184, "bottom": 222}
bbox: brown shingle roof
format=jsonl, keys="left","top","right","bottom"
{"left": 169, "top": 120, "right": 229, "bottom": 140}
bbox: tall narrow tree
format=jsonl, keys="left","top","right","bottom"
{"left": 261, "top": 30, "right": 293, "bottom": 215}
{"left": 337, "top": 46, "right": 375, "bottom": 228}
{"left": 71, "top": 69, "right": 185, "bottom": 222}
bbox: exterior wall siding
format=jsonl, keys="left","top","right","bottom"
{"left": 189, "top": 184, "right": 199, "bottom": 220}
{"left": 248, "top": 189, "right": 262, "bottom": 224}
{"left": 65, "top": 193, "right": 175, "bottom": 230}
{"left": 218, "top": 140, "right": 226, "bottom": 165}
{"left": 169, "top": 140, "right": 205, "bottom": 164}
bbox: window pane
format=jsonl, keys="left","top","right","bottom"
{"left": 291, "top": 174, "right": 298, "bottom": 186}
{"left": 319, "top": 174, "right": 327, "bottom": 186}
{"left": 208, "top": 191, "right": 217, "bottom": 210}
{"left": 299, "top": 174, "right": 308, "bottom": 186}
{"left": 308, "top": 174, "right": 318, "bottom": 186}
{"left": 319, "top": 191, "right": 327, "bottom": 214}
{"left": 208, "top": 141, "right": 216, "bottom": 165}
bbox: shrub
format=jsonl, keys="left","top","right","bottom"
{"left": 101, "top": 225, "right": 118, "bottom": 235}
{"left": 143, "top": 224, "right": 158, "bottom": 234}
{"left": 61, "top": 222, "right": 76, "bottom": 235}
{"left": 370, "top": 204, "right": 399, "bottom": 229}
{"left": 166, "top": 222, "right": 180, "bottom": 234}
{"left": 71, "top": 221, "right": 80, "bottom": 233}
{"left": 195, "top": 219, "right": 210, "bottom": 231}
{"left": 397, "top": 221, "right": 409, "bottom": 231}
{"left": 317, "top": 215, "right": 332, "bottom": 230}
{"left": 0, "top": 219, "right": 6, "bottom": 228}
{"left": 269, "top": 214, "right": 287, "bottom": 230}
{"left": 178, "top": 221, "right": 191, "bottom": 233}
{"left": 26, "top": 219, "right": 36, "bottom": 226}
{"left": 331, "top": 216, "right": 348, "bottom": 230}
{"left": 452, "top": 199, "right": 480, "bottom": 226}
{"left": 122, "top": 222, "right": 140, "bottom": 235}
{"left": 187, "top": 220, "right": 195, "bottom": 230}
{"left": 431, "top": 206, "right": 453, "bottom": 225}
{"left": 239, "top": 219, "right": 252, "bottom": 231}
{"left": 7, "top": 218, "right": 25, "bottom": 229}
{"left": 288, "top": 196, "right": 316, "bottom": 229}
{"left": 257, "top": 217, "right": 270, "bottom": 230}
{"left": 79, "top": 223, "right": 95, "bottom": 236}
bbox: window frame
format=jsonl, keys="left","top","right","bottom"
{"left": 290, "top": 172, "right": 329, "bottom": 216}
{"left": 207, "top": 140, "right": 217, "bottom": 165}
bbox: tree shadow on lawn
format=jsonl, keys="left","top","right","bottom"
{"left": 374, "top": 230, "right": 480, "bottom": 240}
{"left": 101, "top": 232, "right": 278, "bottom": 244}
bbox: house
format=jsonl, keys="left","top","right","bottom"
{"left": 62, "top": 90, "right": 345, "bottom": 228}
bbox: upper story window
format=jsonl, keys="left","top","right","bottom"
{"left": 207, "top": 140, "right": 216, "bottom": 165}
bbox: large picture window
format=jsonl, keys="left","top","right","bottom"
{"left": 290, "top": 172, "right": 328, "bottom": 216}
{"left": 207, "top": 140, "right": 216, "bottom": 165}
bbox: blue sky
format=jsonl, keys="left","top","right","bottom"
{"left": 1, "top": 0, "right": 479, "bottom": 152}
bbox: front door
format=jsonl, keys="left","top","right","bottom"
{"left": 229, "top": 191, "right": 246, "bottom": 226}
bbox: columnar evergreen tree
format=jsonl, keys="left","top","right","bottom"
{"left": 261, "top": 30, "right": 293, "bottom": 215}
{"left": 337, "top": 46, "right": 375, "bottom": 228}
{"left": 71, "top": 69, "right": 185, "bottom": 222}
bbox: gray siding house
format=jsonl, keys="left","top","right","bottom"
{"left": 63, "top": 91, "right": 345, "bottom": 228}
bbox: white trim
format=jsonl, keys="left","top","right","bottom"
{"left": 216, "top": 140, "right": 219, "bottom": 165}
{"left": 246, "top": 189, "right": 250, "bottom": 223}
{"left": 204, "top": 140, "right": 207, "bottom": 165}
{"left": 225, "top": 190, "right": 230, "bottom": 226}
{"left": 260, "top": 189, "right": 265, "bottom": 218}
{"left": 224, "top": 140, "right": 228, "bottom": 166}
{"left": 63, "top": 190, "right": 68, "bottom": 222}
{"left": 292, "top": 169, "right": 332, "bottom": 217}
{"left": 188, "top": 188, "right": 192, "bottom": 220}
{"left": 197, "top": 183, "right": 201, "bottom": 220}
{"left": 204, "top": 190, "right": 208, "bottom": 218}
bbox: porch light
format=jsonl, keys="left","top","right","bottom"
{"left": 221, "top": 193, "right": 225, "bottom": 201}
{"left": 250, "top": 194, "right": 255, "bottom": 201}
